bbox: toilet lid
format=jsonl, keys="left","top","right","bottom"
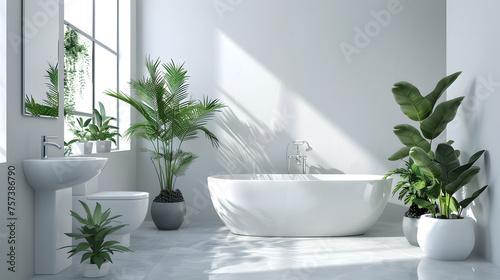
{"left": 87, "top": 191, "right": 149, "bottom": 200}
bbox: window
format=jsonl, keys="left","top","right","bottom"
{"left": 63, "top": 0, "right": 131, "bottom": 152}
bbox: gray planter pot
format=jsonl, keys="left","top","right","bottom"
{"left": 151, "top": 201, "right": 186, "bottom": 230}
{"left": 402, "top": 216, "right": 420, "bottom": 246}
{"left": 74, "top": 142, "right": 93, "bottom": 155}
{"left": 95, "top": 140, "right": 112, "bottom": 153}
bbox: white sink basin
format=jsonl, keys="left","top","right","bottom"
{"left": 23, "top": 157, "right": 108, "bottom": 191}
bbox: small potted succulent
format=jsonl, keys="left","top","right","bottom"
{"left": 60, "top": 200, "right": 132, "bottom": 277}
{"left": 86, "top": 101, "right": 120, "bottom": 153}
{"left": 387, "top": 71, "right": 488, "bottom": 260}
{"left": 69, "top": 117, "right": 93, "bottom": 155}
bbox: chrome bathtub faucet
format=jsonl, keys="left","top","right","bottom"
{"left": 287, "top": 140, "right": 313, "bottom": 174}
{"left": 41, "top": 135, "right": 62, "bottom": 159}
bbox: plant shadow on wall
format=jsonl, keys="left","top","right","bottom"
{"left": 386, "top": 71, "right": 488, "bottom": 260}
{"left": 215, "top": 107, "right": 285, "bottom": 174}
{"left": 106, "top": 57, "right": 226, "bottom": 230}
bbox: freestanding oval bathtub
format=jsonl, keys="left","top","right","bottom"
{"left": 207, "top": 174, "right": 392, "bottom": 237}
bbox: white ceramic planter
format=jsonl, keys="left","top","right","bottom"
{"left": 74, "top": 142, "right": 93, "bottom": 155}
{"left": 95, "top": 140, "right": 112, "bottom": 153}
{"left": 417, "top": 214, "right": 475, "bottom": 261}
{"left": 82, "top": 260, "right": 111, "bottom": 278}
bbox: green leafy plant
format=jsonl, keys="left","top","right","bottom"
{"left": 64, "top": 25, "right": 89, "bottom": 101}
{"left": 388, "top": 71, "right": 488, "bottom": 219}
{"left": 86, "top": 101, "right": 120, "bottom": 144}
{"left": 384, "top": 159, "right": 431, "bottom": 218}
{"left": 25, "top": 63, "right": 75, "bottom": 118}
{"left": 106, "top": 57, "right": 226, "bottom": 202}
{"left": 60, "top": 200, "right": 132, "bottom": 269}
{"left": 64, "top": 25, "right": 89, "bottom": 139}
{"left": 70, "top": 117, "right": 92, "bottom": 142}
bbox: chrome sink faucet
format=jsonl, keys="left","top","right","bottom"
{"left": 41, "top": 136, "right": 62, "bottom": 159}
{"left": 287, "top": 140, "right": 313, "bottom": 174}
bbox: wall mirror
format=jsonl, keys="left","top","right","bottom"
{"left": 22, "top": 0, "right": 60, "bottom": 118}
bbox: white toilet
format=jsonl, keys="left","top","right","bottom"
{"left": 72, "top": 179, "right": 149, "bottom": 247}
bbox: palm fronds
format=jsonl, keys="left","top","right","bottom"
{"left": 106, "top": 57, "right": 226, "bottom": 191}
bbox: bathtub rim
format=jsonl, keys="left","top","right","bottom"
{"left": 208, "top": 173, "right": 392, "bottom": 182}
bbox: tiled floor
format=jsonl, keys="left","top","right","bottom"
{"left": 31, "top": 219, "right": 500, "bottom": 279}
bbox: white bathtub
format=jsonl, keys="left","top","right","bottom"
{"left": 207, "top": 174, "right": 392, "bottom": 237}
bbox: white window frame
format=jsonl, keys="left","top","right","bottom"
{"left": 63, "top": 0, "right": 132, "bottom": 151}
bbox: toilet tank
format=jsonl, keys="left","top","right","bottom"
{"left": 72, "top": 177, "right": 99, "bottom": 195}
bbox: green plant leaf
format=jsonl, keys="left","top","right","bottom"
{"left": 458, "top": 185, "right": 488, "bottom": 210}
{"left": 69, "top": 210, "right": 87, "bottom": 225}
{"left": 388, "top": 146, "right": 411, "bottom": 161}
{"left": 73, "top": 242, "right": 90, "bottom": 254}
{"left": 420, "top": 97, "right": 464, "bottom": 139}
{"left": 449, "top": 150, "right": 485, "bottom": 181}
{"left": 434, "top": 143, "right": 460, "bottom": 183}
{"left": 440, "top": 196, "right": 459, "bottom": 215}
{"left": 98, "top": 101, "right": 106, "bottom": 120}
{"left": 424, "top": 71, "right": 462, "bottom": 108}
{"left": 93, "top": 203, "right": 102, "bottom": 225}
{"left": 393, "top": 124, "right": 431, "bottom": 152}
{"left": 421, "top": 181, "right": 441, "bottom": 200}
{"left": 444, "top": 166, "right": 480, "bottom": 195}
{"left": 79, "top": 200, "right": 93, "bottom": 225}
{"left": 91, "top": 255, "right": 106, "bottom": 269}
{"left": 409, "top": 147, "right": 441, "bottom": 179}
{"left": 413, "top": 198, "right": 436, "bottom": 210}
{"left": 81, "top": 252, "right": 93, "bottom": 263}
{"left": 392, "top": 81, "right": 432, "bottom": 121}
{"left": 93, "top": 108, "right": 103, "bottom": 127}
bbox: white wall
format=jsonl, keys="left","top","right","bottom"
{"left": 137, "top": 0, "right": 446, "bottom": 223}
{"left": 0, "top": 0, "right": 6, "bottom": 163}
{"left": 0, "top": 1, "right": 138, "bottom": 279}
{"left": 447, "top": 0, "right": 500, "bottom": 265}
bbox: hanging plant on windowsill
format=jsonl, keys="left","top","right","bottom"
{"left": 63, "top": 25, "right": 90, "bottom": 142}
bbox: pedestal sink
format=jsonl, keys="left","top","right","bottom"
{"left": 23, "top": 157, "right": 108, "bottom": 275}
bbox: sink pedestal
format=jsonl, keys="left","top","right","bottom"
{"left": 34, "top": 188, "right": 72, "bottom": 274}
{"left": 23, "top": 157, "right": 108, "bottom": 275}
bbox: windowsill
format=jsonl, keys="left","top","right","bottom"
{"left": 69, "top": 148, "right": 132, "bottom": 157}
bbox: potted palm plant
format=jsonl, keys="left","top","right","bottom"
{"left": 87, "top": 101, "right": 120, "bottom": 153}
{"left": 388, "top": 71, "right": 488, "bottom": 260}
{"left": 60, "top": 200, "right": 132, "bottom": 277}
{"left": 106, "top": 57, "right": 226, "bottom": 230}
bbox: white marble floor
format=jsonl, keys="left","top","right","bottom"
{"left": 31, "top": 219, "right": 500, "bottom": 280}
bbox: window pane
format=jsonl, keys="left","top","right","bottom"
{"left": 95, "top": 45, "right": 117, "bottom": 119}
{"left": 95, "top": 0, "right": 117, "bottom": 51}
{"left": 64, "top": 0, "right": 93, "bottom": 36}
{"left": 64, "top": 27, "right": 93, "bottom": 114}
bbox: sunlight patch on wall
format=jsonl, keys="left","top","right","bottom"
{"left": 215, "top": 30, "right": 282, "bottom": 129}
{"left": 290, "top": 91, "right": 386, "bottom": 174}
{"left": 214, "top": 31, "right": 291, "bottom": 173}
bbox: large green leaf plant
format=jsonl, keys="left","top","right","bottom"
{"left": 388, "top": 71, "right": 487, "bottom": 219}
{"left": 106, "top": 57, "right": 226, "bottom": 202}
